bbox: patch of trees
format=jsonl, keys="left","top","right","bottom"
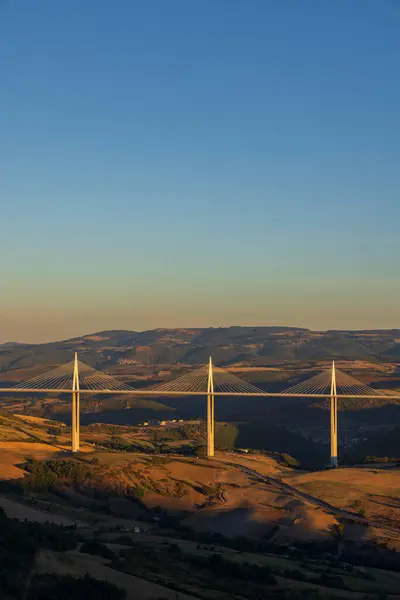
{"left": 121, "top": 543, "right": 278, "bottom": 598}
{"left": 156, "top": 517, "right": 400, "bottom": 575}
{"left": 98, "top": 437, "right": 154, "bottom": 453}
{"left": 341, "top": 546, "right": 400, "bottom": 572}
{"left": 328, "top": 523, "right": 344, "bottom": 540}
{"left": 97, "top": 435, "right": 199, "bottom": 457}
{"left": 315, "top": 573, "right": 346, "bottom": 589}
{"left": 182, "top": 422, "right": 206, "bottom": 439}
{"left": 291, "top": 538, "right": 400, "bottom": 572}
{"left": 80, "top": 541, "right": 115, "bottom": 560}
{"left": 27, "top": 573, "right": 125, "bottom": 600}
{"left": 114, "top": 535, "right": 136, "bottom": 546}
{"left": 205, "top": 553, "right": 277, "bottom": 585}
{"left": 158, "top": 528, "right": 302, "bottom": 557}
{"left": 22, "top": 458, "right": 146, "bottom": 501}
{"left": 235, "top": 422, "right": 322, "bottom": 468}
{"left": 47, "top": 427, "right": 64, "bottom": 436}
{"left": 364, "top": 456, "right": 398, "bottom": 464}
{"left": 283, "top": 568, "right": 307, "bottom": 582}
{"left": 290, "top": 539, "right": 336, "bottom": 557}
{"left": 84, "top": 423, "right": 130, "bottom": 435}
{"left": 158, "top": 443, "right": 199, "bottom": 456}
{"left": 0, "top": 508, "right": 77, "bottom": 599}
{"left": 276, "top": 452, "right": 300, "bottom": 468}
{"left": 23, "top": 458, "right": 93, "bottom": 490}
{"left": 214, "top": 423, "right": 238, "bottom": 450}
{"left": 201, "top": 483, "right": 222, "bottom": 497}
{"left": 347, "top": 426, "right": 400, "bottom": 463}
{"left": 152, "top": 428, "right": 186, "bottom": 443}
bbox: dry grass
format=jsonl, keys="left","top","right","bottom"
{"left": 0, "top": 423, "right": 397, "bottom": 547}
{"left": 89, "top": 451, "right": 148, "bottom": 467}
{"left": 14, "top": 414, "right": 53, "bottom": 425}
{"left": 288, "top": 468, "right": 400, "bottom": 508}
{"left": 80, "top": 452, "right": 348, "bottom": 540}
{"left": 0, "top": 424, "right": 31, "bottom": 442}
{"left": 286, "top": 467, "right": 400, "bottom": 543}
{"left": 217, "top": 452, "right": 289, "bottom": 476}
{"left": 0, "top": 441, "right": 62, "bottom": 479}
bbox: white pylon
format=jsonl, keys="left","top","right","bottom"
{"left": 330, "top": 360, "right": 338, "bottom": 467}
{"left": 207, "top": 357, "right": 215, "bottom": 458}
{"left": 72, "top": 352, "right": 80, "bottom": 452}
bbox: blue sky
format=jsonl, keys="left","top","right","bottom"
{"left": 0, "top": 0, "right": 399, "bottom": 342}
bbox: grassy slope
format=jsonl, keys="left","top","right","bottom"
{"left": 0, "top": 412, "right": 399, "bottom": 540}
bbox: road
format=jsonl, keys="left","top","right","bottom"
{"left": 217, "top": 455, "right": 399, "bottom": 539}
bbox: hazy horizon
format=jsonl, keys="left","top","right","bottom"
{"left": 1, "top": 1, "right": 398, "bottom": 343}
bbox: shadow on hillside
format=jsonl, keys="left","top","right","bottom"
{"left": 235, "top": 422, "right": 324, "bottom": 469}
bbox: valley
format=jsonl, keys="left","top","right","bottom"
{"left": 0, "top": 329, "right": 399, "bottom": 598}
{"left": 0, "top": 412, "right": 399, "bottom": 598}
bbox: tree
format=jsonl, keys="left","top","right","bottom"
{"left": 167, "top": 543, "right": 182, "bottom": 555}
{"left": 80, "top": 541, "right": 114, "bottom": 560}
{"left": 328, "top": 523, "right": 344, "bottom": 540}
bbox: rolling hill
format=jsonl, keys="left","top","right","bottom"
{"left": 1, "top": 328, "right": 399, "bottom": 468}
{"left": 0, "top": 412, "right": 400, "bottom": 599}
{"left": 1, "top": 327, "right": 400, "bottom": 371}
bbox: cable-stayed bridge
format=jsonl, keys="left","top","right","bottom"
{"left": 1, "top": 354, "right": 398, "bottom": 466}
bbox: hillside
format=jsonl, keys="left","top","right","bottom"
{"left": 1, "top": 327, "right": 400, "bottom": 371}
{"left": 0, "top": 412, "right": 398, "bottom": 545}
{"left": 0, "top": 413, "right": 326, "bottom": 541}
{"left": 0, "top": 412, "right": 399, "bottom": 599}
{"left": 346, "top": 426, "right": 400, "bottom": 462}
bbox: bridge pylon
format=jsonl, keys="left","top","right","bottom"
{"left": 72, "top": 352, "right": 80, "bottom": 452}
{"left": 207, "top": 357, "right": 215, "bottom": 458}
{"left": 330, "top": 361, "right": 338, "bottom": 467}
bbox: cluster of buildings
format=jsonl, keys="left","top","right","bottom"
{"left": 137, "top": 418, "right": 184, "bottom": 427}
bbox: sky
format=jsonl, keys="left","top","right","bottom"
{"left": 0, "top": 0, "right": 399, "bottom": 342}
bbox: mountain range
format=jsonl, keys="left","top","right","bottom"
{"left": 1, "top": 326, "right": 399, "bottom": 371}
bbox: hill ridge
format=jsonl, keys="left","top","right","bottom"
{"left": 1, "top": 326, "right": 400, "bottom": 371}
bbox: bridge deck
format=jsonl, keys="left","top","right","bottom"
{"left": 0, "top": 388, "right": 397, "bottom": 399}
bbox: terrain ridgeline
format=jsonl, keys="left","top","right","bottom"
{"left": 1, "top": 326, "right": 400, "bottom": 370}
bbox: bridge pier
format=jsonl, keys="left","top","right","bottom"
{"left": 330, "top": 361, "right": 338, "bottom": 467}
{"left": 207, "top": 357, "right": 215, "bottom": 458}
{"left": 72, "top": 352, "right": 80, "bottom": 452}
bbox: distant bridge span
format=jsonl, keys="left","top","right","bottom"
{"left": 0, "top": 354, "right": 398, "bottom": 466}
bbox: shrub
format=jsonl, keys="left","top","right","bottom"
{"left": 328, "top": 523, "right": 344, "bottom": 540}
{"left": 284, "top": 568, "right": 306, "bottom": 582}
{"left": 114, "top": 536, "right": 135, "bottom": 546}
{"left": 80, "top": 541, "right": 114, "bottom": 560}
{"left": 167, "top": 543, "right": 182, "bottom": 555}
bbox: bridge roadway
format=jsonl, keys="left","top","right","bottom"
{"left": 0, "top": 388, "right": 398, "bottom": 400}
